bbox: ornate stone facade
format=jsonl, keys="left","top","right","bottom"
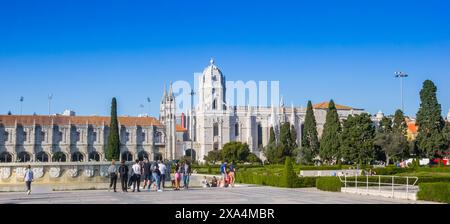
{"left": 0, "top": 116, "right": 165, "bottom": 163}
{"left": 161, "top": 60, "right": 366, "bottom": 162}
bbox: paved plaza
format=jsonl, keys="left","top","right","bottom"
{"left": 0, "top": 185, "right": 436, "bottom": 204}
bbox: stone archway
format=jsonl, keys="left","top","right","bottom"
{"left": 138, "top": 151, "right": 149, "bottom": 161}
{"left": 36, "top": 151, "right": 50, "bottom": 162}
{"left": 0, "top": 152, "right": 12, "bottom": 163}
{"left": 52, "top": 152, "right": 67, "bottom": 162}
{"left": 88, "top": 151, "right": 101, "bottom": 162}
{"left": 185, "top": 149, "right": 197, "bottom": 161}
{"left": 121, "top": 151, "right": 133, "bottom": 162}
{"left": 153, "top": 152, "right": 163, "bottom": 161}
{"left": 71, "top": 152, "right": 84, "bottom": 162}
{"left": 17, "top": 151, "right": 31, "bottom": 163}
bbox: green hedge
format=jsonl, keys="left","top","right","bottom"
{"left": 235, "top": 171, "right": 318, "bottom": 188}
{"left": 340, "top": 175, "right": 450, "bottom": 188}
{"left": 417, "top": 182, "right": 450, "bottom": 204}
{"left": 316, "top": 177, "right": 341, "bottom": 192}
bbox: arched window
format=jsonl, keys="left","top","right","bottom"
{"left": 212, "top": 99, "right": 217, "bottom": 110}
{"left": 88, "top": 151, "right": 100, "bottom": 162}
{"left": 121, "top": 151, "right": 133, "bottom": 162}
{"left": 153, "top": 152, "right": 163, "bottom": 161}
{"left": 36, "top": 151, "right": 49, "bottom": 162}
{"left": 18, "top": 151, "right": 31, "bottom": 163}
{"left": 185, "top": 149, "right": 196, "bottom": 161}
{"left": 155, "top": 132, "right": 163, "bottom": 143}
{"left": 235, "top": 123, "right": 239, "bottom": 136}
{"left": 71, "top": 152, "right": 84, "bottom": 162}
{"left": 257, "top": 123, "right": 263, "bottom": 147}
{"left": 213, "top": 123, "right": 219, "bottom": 137}
{"left": 52, "top": 152, "right": 67, "bottom": 162}
{"left": 0, "top": 152, "right": 12, "bottom": 163}
{"left": 138, "top": 151, "right": 149, "bottom": 161}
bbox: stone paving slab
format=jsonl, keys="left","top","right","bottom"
{"left": 0, "top": 186, "right": 437, "bottom": 204}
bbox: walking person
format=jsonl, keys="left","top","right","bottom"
{"left": 183, "top": 161, "right": 192, "bottom": 190}
{"left": 153, "top": 162, "right": 162, "bottom": 192}
{"left": 174, "top": 163, "right": 181, "bottom": 191}
{"left": 220, "top": 161, "right": 228, "bottom": 181}
{"left": 158, "top": 160, "right": 167, "bottom": 189}
{"left": 142, "top": 158, "right": 152, "bottom": 190}
{"left": 108, "top": 160, "right": 118, "bottom": 192}
{"left": 229, "top": 161, "right": 236, "bottom": 187}
{"left": 24, "top": 165, "right": 33, "bottom": 195}
{"left": 118, "top": 160, "right": 129, "bottom": 192}
{"left": 132, "top": 160, "right": 142, "bottom": 192}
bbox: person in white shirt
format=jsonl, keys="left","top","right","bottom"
{"left": 24, "top": 165, "right": 34, "bottom": 195}
{"left": 132, "top": 160, "right": 142, "bottom": 192}
{"left": 158, "top": 161, "right": 167, "bottom": 189}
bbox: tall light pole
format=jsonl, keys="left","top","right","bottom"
{"left": 394, "top": 72, "right": 408, "bottom": 112}
{"left": 189, "top": 89, "right": 195, "bottom": 162}
{"left": 48, "top": 94, "right": 53, "bottom": 116}
{"left": 19, "top": 96, "right": 24, "bottom": 115}
{"left": 139, "top": 104, "right": 145, "bottom": 116}
{"left": 147, "top": 97, "right": 151, "bottom": 116}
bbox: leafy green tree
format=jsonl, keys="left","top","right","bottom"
{"left": 378, "top": 117, "right": 393, "bottom": 134}
{"left": 246, "top": 153, "right": 262, "bottom": 164}
{"left": 443, "top": 122, "right": 450, "bottom": 153}
{"left": 220, "top": 142, "right": 251, "bottom": 162}
{"left": 265, "top": 122, "right": 298, "bottom": 164}
{"left": 263, "top": 142, "right": 279, "bottom": 164}
{"left": 203, "top": 150, "right": 222, "bottom": 164}
{"left": 300, "top": 101, "right": 319, "bottom": 163}
{"left": 106, "top": 97, "right": 120, "bottom": 161}
{"left": 319, "top": 100, "right": 341, "bottom": 164}
{"left": 340, "top": 114, "right": 376, "bottom": 164}
{"left": 416, "top": 80, "right": 447, "bottom": 158}
{"left": 374, "top": 132, "right": 408, "bottom": 165}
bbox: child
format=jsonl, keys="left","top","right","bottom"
{"left": 202, "top": 176, "right": 210, "bottom": 188}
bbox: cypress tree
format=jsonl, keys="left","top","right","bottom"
{"left": 393, "top": 109, "right": 407, "bottom": 135}
{"left": 416, "top": 80, "right": 447, "bottom": 158}
{"left": 319, "top": 100, "right": 341, "bottom": 164}
{"left": 290, "top": 125, "right": 298, "bottom": 149}
{"left": 269, "top": 127, "right": 276, "bottom": 145}
{"left": 392, "top": 109, "right": 410, "bottom": 158}
{"left": 106, "top": 97, "right": 120, "bottom": 161}
{"left": 282, "top": 157, "right": 296, "bottom": 188}
{"left": 300, "top": 101, "right": 319, "bottom": 163}
{"left": 340, "top": 114, "right": 376, "bottom": 164}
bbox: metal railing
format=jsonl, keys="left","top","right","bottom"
{"left": 338, "top": 174, "right": 419, "bottom": 200}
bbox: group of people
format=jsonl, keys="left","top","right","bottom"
{"left": 107, "top": 159, "right": 192, "bottom": 193}
{"left": 21, "top": 160, "right": 233, "bottom": 195}
{"left": 201, "top": 161, "right": 237, "bottom": 188}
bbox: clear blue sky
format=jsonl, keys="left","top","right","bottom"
{"left": 1, "top": 0, "right": 449, "bottom": 118}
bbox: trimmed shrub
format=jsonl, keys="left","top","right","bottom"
{"left": 316, "top": 177, "right": 342, "bottom": 192}
{"left": 282, "top": 157, "right": 297, "bottom": 188}
{"left": 417, "top": 182, "right": 450, "bottom": 204}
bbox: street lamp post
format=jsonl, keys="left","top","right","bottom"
{"left": 147, "top": 97, "right": 151, "bottom": 116}
{"left": 19, "top": 96, "right": 24, "bottom": 115}
{"left": 394, "top": 72, "right": 408, "bottom": 112}
{"left": 189, "top": 89, "right": 195, "bottom": 162}
{"left": 48, "top": 94, "right": 53, "bottom": 116}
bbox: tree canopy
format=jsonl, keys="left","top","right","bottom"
{"left": 319, "top": 100, "right": 341, "bottom": 164}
